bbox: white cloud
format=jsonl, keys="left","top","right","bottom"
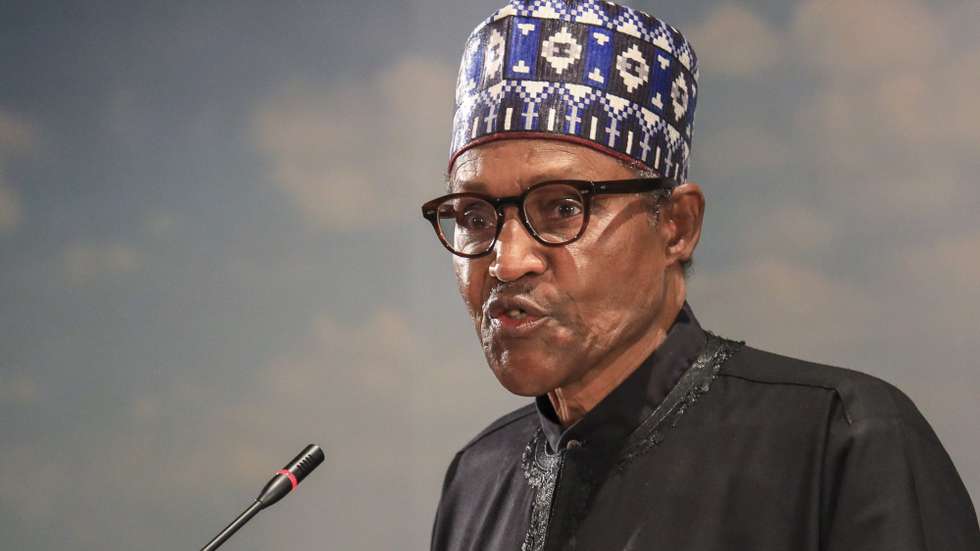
{"left": 63, "top": 242, "right": 143, "bottom": 285}
{"left": 690, "top": 257, "right": 876, "bottom": 358}
{"left": 689, "top": 0, "right": 980, "bottom": 228}
{"left": 684, "top": 0, "right": 973, "bottom": 362}
{"left": 252, "top": 56, "right": 455, "bottom": 230}
{"left": 792, "top": 0, "right": 980, "bottom": 163}
{"left": 687, "top": 4, "right": 783, "bottom": 76}
{"left": 0, "top": 110, "right": 36, "bottom": 152}
{"left": 737, "top": 204, "right": 836, "bottom": 258}
{"left": 263, "top": 309, "right": 418, "bottom": 400}
{"left": 0, "top": 445, "right": 69, "bottom": 521}
{"left": 0, "top": 110, "right": 35, "bottom": 233}
{"left": 143, "top": 210, "right": 178, "bottom": 238}
{"left": 698, "top": 125, "right": 790, "bottom": 173}
{"left": 0, "top": 372, "right": 39, "bottom": 404}
{"left": 690, "top": 0, "right": 980, "bottom": 185}
{"left": 0, "top": 183, "right": 21, "bottom": 232}
{"left": 793, "top": 0, "right": 946, "bottom": 77}
{"left": 895, "top": 230, "right": 980, "bottom": 297}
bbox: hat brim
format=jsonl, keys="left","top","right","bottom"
{"left": 448, "top": 131, "right": 658, "bottom": 177}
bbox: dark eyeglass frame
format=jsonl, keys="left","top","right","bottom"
{"left": 421, "top": 177, "right": 675, "bottom": 258}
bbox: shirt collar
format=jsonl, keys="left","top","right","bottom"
{"left": 535, "top": 301, "right": 707, "bottom": 454}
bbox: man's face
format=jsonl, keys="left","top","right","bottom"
{"left": 450, "top": 139, "right": 674, "bottom": 397}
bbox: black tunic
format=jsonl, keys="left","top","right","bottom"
{"left": 430, "top": 304, "right": 980, "bottom": 551}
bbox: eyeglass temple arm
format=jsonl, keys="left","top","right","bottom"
{"left": 592, "top": 178, "right": 674, "bottom": 194}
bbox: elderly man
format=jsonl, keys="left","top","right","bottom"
{"left": 422, "top": 2, "right": 979, "bottom": 550}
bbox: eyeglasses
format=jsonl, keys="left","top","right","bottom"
{"left": 421, "top": 178, "right": 674, "bottom": 258}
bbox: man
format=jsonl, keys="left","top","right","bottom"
{"left": 422, "top": 2, "right": 980, "bottom": 550}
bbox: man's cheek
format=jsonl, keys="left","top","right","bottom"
{"left": 453, "top": 277, "right": 479, "bottom": 317}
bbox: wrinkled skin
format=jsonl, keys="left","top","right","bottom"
{"left": 449, "top": 139, "right": 705, "bottom": 424}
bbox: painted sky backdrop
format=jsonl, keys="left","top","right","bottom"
{"left": 1, "top": 1, "right": 978, "bottom": 549}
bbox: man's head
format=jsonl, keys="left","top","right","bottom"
{"left": 426, "top": 1, "right": 704, "bottom": 397}
{"left": 447, "top": 138, "right": 703, "bottom": 396}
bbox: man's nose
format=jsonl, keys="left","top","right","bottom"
{"left": 489, "top": 208, "right": 547, "bottom": 282}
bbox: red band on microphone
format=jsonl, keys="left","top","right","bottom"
{"left": 276, "top": 469, "right": 298, "bottom": 491}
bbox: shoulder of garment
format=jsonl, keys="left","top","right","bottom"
{"left": 434, "top": 403, "right": 538, "bottom": 508}
{"left": 717, "top": 344, "right": 935, "bottom": 434}
{"left": 717, "top": 345, "right": 980, "bottom": 550}
{"left": 456, "top": 402, "right": 539, "bottom": 455}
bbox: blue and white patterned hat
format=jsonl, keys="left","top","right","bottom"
{"left": 449, "top": 0, "right": 699, "bottom": 182}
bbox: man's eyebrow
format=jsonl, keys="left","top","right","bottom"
{"left": 448, "top": 166, "right": 594, "bottom": 193}
{"left": 448, "top": 179, "right": 490, "bottom": 193}
{"left": 530, "top": 169, "right": 588, "bottom": 183}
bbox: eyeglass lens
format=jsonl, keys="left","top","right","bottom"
{"left": 436, "top": 183, "right": 586, "bottom": 255}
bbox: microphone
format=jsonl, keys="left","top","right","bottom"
{"left": 200, "top": 444, "right": 325, "bottom": 551}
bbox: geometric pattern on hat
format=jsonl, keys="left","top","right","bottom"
{"left": 450, "top": 0, "right": 700, "bottom": 181}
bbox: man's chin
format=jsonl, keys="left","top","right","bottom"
{"left": 489, "top": 358, "right": 563, "bottom": 397}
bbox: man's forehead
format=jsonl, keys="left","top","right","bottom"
{"left": 449, "top": 139, "right": 623, "bottom": 192}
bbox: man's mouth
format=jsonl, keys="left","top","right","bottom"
{"left": 485, "top": 297, "right": 549, "bottom": 335}
{"left": 491, "top": 309, "right": 545, "bottom": 334}
{"left": 504, "top": 308, "right": 529, "bottom": 320}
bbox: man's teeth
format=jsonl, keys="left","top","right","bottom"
{"left": 507, "top": 309, "right": 527, "bottom": 319}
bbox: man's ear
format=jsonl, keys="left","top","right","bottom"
{"left": 663, "top": 181, "right": 705, "bottom": 267}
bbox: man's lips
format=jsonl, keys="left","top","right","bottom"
{"left": 486, "top": 295, "right": 547, "bottom": 319}
{"left": 485, "top": 296, "right": 550, "bottom": 336}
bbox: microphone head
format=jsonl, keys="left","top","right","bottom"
{"left": 283, "top": 444, "right": 325, "bottom": 484}
{"left": 256, "top": 444, "right": 325, "bottom": 508}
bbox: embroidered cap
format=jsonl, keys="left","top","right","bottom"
{"left": 449, "top": 0, "right": 699, "bottom": 181}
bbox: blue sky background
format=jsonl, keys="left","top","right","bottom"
{"left": 1, "top": 1, "right": 978, "bottom": 549}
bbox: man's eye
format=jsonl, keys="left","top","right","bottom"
{"left": 551, "top": 199, "right": 583, "bottom": 218}
{"left": 458, "top": 208, "right": 493, "bottom": 229}
{"left": 464, "top": 213, "right": 488, "bottom": 228}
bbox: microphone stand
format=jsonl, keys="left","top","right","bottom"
{"left": 199, "top": 444, "right": 324, "bottom": 551}
{"left": 201, "top": 500, "right": 263, "bottom": 551}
